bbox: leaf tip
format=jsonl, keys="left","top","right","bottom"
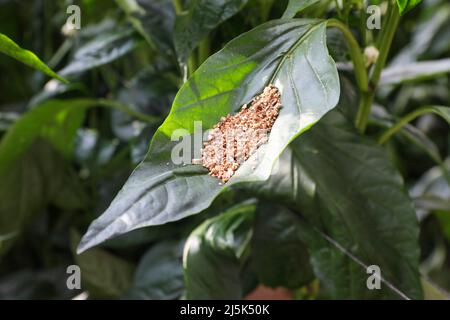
{"left": 58, "top": 76, "right": 70, "bottom": 85}
{"left": 76, "top": 225, "right": 104, "bottom": 254}
{"left": 76, "top": 236, "right": 91, "bottom": 254}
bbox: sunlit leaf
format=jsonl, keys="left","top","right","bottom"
{"left": 0, "top": 33, "right": 67, "bottom": 83}
{"left": 396, "top": 0, "right": 422, "bottom": 15}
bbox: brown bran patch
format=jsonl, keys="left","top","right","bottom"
{"left": 194, "top": 85, "right": 281, "bottom": 182}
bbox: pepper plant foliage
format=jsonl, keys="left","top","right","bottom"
{"left": 1, "top": 0, "right": 450, "bottom": 300}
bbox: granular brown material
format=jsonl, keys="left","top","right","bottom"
{"left": 195, "top": 85, "right": 281, "bottom": 182}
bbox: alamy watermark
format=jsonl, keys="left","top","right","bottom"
{"left": 366, "top": 265, "right": 381, "bottom": 290}
{"left": 66, "top": 264, "right": 81, "bottom": 290}
{"left": 62, "top": 5, "right": 81, "bottom": 35}
{"left": 366, "top": 5, "right": 381, "bottom": 30}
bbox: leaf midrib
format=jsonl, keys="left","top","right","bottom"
{"left": 268, "top": 21, "right": 323, "bottom": 85}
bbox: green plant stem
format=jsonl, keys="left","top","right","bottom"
{"left": 188, "top": 55, "right": 197, "bottom": 77}
{"left": 334, "top": 0, "right": 343, "bottom": 19}
{"left": 171, "top": 0, "right": 198, "bottom": 77}
{"left": 355, "top": 3, "right": 400, "bottom": 133}
{"left": 371, "top": 4, "right": 400, "bottom": 88}
{"left": 355, "top": 91, "right": 372, "bottom": 127}
{"left": 378, "top": 107, "right": 444, "bottom": 145}
{"left": 359, "top": 6, "right": 366, "bottom": 46}
{"left": 327, "top": 19, "right": 368, "bottom": 92}
{"left": 171, "top": 0, "right": 183, "bottom": 14}
{"left": 259, "top": 0, "right": 273, "bottom": 21}
{"left": 198, "top": 37, "right": 211, "bottom": 66}
{"left": 48, "top": 39, "right": 72, "bottom": 69}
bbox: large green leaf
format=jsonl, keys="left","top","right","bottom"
{"left": 183, "top": 202, "right": 255, "bottom": 299}
{"left": 396, "top": 0, "right": 422, "bottom": 15}
{"left": 173, "top": 0, "right": 249, "bottom": 63}
{"left": 102, "top": 191, "right": 244, "bottom": 252}
{"left": 282, "top": 0, "right": 320, "bottom": 19}
{"left": 125, "top": 240, "right": 185, "bottom": 299}
{"left": 252, "top": 203, "right": 314, "bottom": 289}
{"left": 78, "top": 19, "right": 340, "bottom": 253}
{"left": 0, "top": 33, "right": 67, "bottom": 83}
{"left": 254, "top": 111, "right": 423, "bottom": 299}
